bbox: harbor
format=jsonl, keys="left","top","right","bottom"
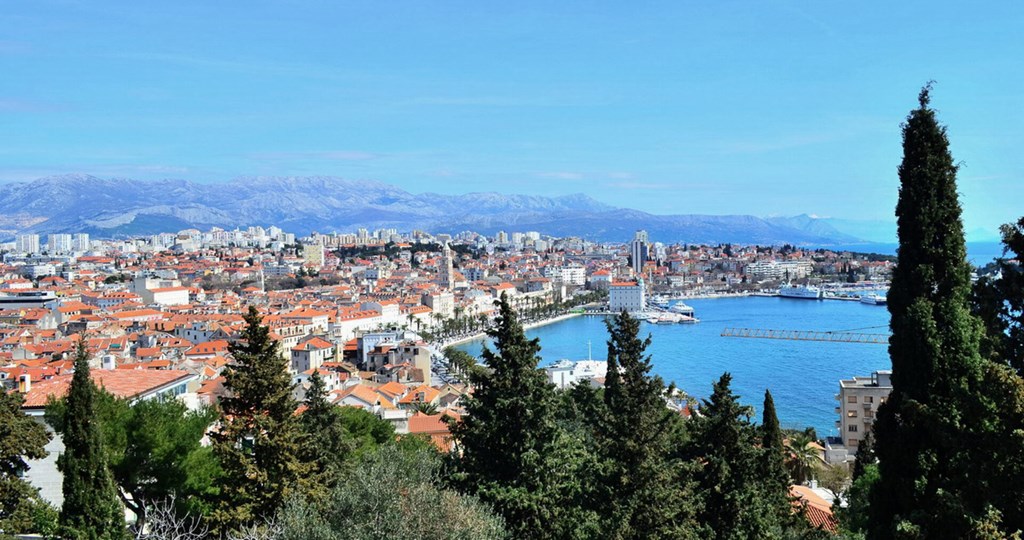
{"left": 457, "top": 294, "right": 892, "bottom": 437}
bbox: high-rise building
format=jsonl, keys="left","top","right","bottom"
{"left": 630, "top": 230, "right": 649, "bottom": 275}
{"left": 72, "top": 233, "right": 90, "bottom": 252}
{"left": 15, "top": 234, "right": 40, "bottom": 254}
{"left": 47, "top": 234, "right": 73, "bottom": 254}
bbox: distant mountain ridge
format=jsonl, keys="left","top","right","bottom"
{"left": 0, "top": 174, "right": 873, "bottom": 245}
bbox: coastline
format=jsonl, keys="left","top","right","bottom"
{"left": 435, "top": 311, "right": 583, "bottom": 349}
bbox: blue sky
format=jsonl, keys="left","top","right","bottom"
{"left": 2, "top": 1, "right": 1021, "bottom": 239}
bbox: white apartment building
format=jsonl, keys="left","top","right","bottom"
{"left": 15, "top": 234, "right": 40, "bottom": 254}
{"left": 836, "top": 370, "right": 892, "bottom": 451}
{"left": 745, "top": 260, "right": 814, "bottom": 281}
{"left": 545, "top": 265, "right": 586, "bottom": 286}
{"left": 72, "top": 233, "right": 90, "bottom": 251}
{"left": 47, "top": 234, "right": 73, "bottom": 254}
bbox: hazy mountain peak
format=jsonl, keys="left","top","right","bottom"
{"left": 0, "top": 175, "right": 870, "bottom": 244}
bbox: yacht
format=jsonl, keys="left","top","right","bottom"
{"left": 669, "top": 302, "right": 695, "bottom": 316}
{"left": 859, "top": 293, "right": 888, "bottom": 306}
{"left": 778, "top": 284, "right": 822, "bottom": 300}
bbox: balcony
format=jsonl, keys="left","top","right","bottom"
{"left": 835, "top": 420, "right": 841, "bottom": 428}
{"left": 834, "top": 407, "right": 841, "bottom": 414}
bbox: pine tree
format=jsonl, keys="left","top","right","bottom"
{"left": 300, "top": 370, "right": 355, "bottom": 495}
{"left": 869, "top": 85, "right": 997, "bottom": 538}
{"left": 449, "top": 293, "right": 584, "bottom": 539}
{"left": 687, "top": 373, "right": 781, "bottom": 539}
{"left": 211, "top": 306, "right": 316, "bottom": 535}
{"left": 58, "top": 343, "right": 126, "bottom": 540}
{"left": 0, "top": 384, "right": 53, "bottom": 536}
{"left": 595, "top": 311, "right": 694, "bottom": 538}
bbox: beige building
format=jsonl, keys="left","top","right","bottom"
{"left": 836, "top": 370, "right": 892, "bottom": 451}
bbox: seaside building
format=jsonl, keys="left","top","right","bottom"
{"left": 826, "top": 370, "right": 892, "bottom": 463}
{"left": 609, "top": 278, "right": 645, "bottom": 312}
{"left": 546, "top": 359, "right": 608, "bottom": 389}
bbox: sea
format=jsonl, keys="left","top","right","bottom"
{"left": 456, "top": 296, "right": 892, "bottom": 438}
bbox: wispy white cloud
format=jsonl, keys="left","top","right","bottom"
{"left": 537, "top": 171, "right": 584, "bottom": 180}
{"left": 0, "top": 98, "right": 66, "bottom": 113}
{"left": 606, "top": 172, "right": 635, "bottom": 180}
{"left": 605, "top": 181, "right": 673, "bottom": 190}
{"left": 250, "top": 150, "right": 381, "bottom": 161}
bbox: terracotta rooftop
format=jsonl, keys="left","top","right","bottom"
{"left": 18, "top": 369, "right": 195, "bottom": 410}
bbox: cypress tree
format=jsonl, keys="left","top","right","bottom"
{"left": 760, "top": 390, "right": 791, "bottom": 511}
{"left": 58, "top": 343, "right": 126, "bottom": 540}
{"left": 211, "top": 306, "right": 316, "bottom": 535}
{"left": 595, "top": 311, "right": 693, "bottom": 538}
{"left": 852, "top": 429, "right": 875, "bottom": 482}
{"left": 449, "top": 293, "right": 582, "bottom": 539}
{"left": 869, "top": 85, "right": 996, "bottom": 538}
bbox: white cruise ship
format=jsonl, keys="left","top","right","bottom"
{"left": 778, "top": 285, "right": 822, "bottom": 300}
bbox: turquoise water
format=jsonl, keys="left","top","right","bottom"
{"left": 456, "top": 296, "right": 892, "bottom": 438}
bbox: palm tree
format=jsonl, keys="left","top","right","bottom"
{"left": 411, "top": 401, "right": 439, "bottom": 415}
{"left": 785, "top": 432, "right": 822, "bottom": 484}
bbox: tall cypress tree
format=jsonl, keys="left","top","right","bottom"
{"left": 760, "top": 390, "right": 791, "bottom": 510}
{"left": 596, "top": 311, "right": 694, "bottom": 538}
{"left": 58, "top": 343, "right": 126, "bottom": 540}
{"left": 869, "top": 85, "right": 996, "bottom": 538}
{"left": 449, "top": 293, "right": 582, "bottom": 539}
{"left": 211, "top": 306, "right": 316, "bottom": 535}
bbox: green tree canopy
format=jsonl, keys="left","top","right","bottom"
{"left": 278, "top": 444, "right": 506, "bottom": 540}
{"left": 57, "top": 343, "right": 127, "bottom": 540}
{"left": 449, "top": 293, "right": 590, "bottom": 539}
{"left": 0, "top": 386, "right": 53, "bottom": 537}
{"left": 870, "top": 85, "right": 1001, "bottom": 538}
{"left": 211, "top": 306, "right": 317, "bottom": 535}
{"left": 46, "top": 391, "right": 218, "bottom": 531}
{"left": 595, "top": 310, "right": 695, "bottom": 538}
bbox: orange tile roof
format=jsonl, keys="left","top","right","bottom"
{"left": 19, "top": 369, "right": 194, "bottom": 410}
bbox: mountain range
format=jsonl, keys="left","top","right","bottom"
{"left": 0, "top": 174, "right": 893, "bottom": 245}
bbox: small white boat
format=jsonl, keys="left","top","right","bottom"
{"left": 860, "top": 294, "right": 887, "bottom": 306}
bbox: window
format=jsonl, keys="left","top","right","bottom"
{"left": 864, "top": 410, "right": 874, "bottom": 418}
{"left": 865, "top": 396, "right": 874, "bottom": 403}
{"left": 847, "top": 410, "right": 858, "bottom": 418}
{"left": 847, "top": 395, "right": 858, "bottom": 403}
{"left": 848, "top": 425, "right": 858, "bottom": 432}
